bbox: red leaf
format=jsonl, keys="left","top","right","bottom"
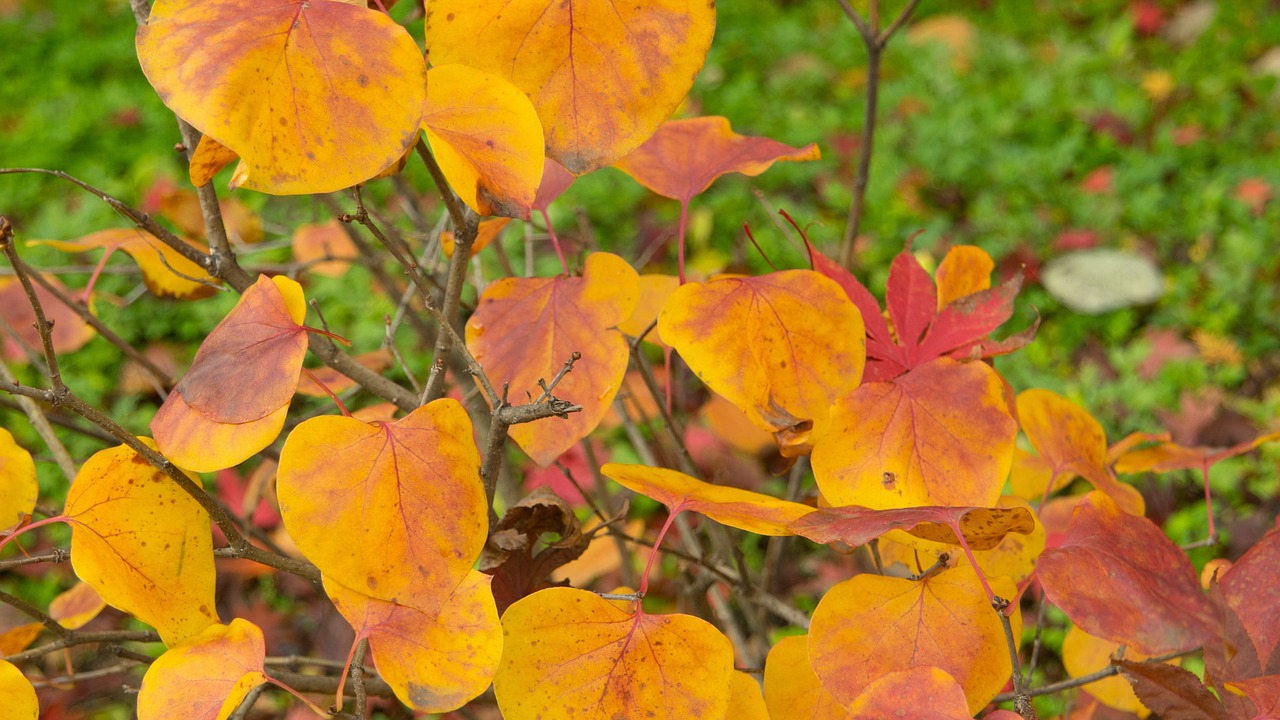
{"left": 532, "top": 158, "right": 576, "bottom": 212}
{"left": 917, "top": 272, "right": 1021, "bottom": 362}
{"left": 1116, "top": 659, "right": 1231, "bottom": 720}
{"left": 791, "top": 503, "right": 1035, "bottom": 551}
{"left": 885, "top": 247, "right": 937, "bottom": 358}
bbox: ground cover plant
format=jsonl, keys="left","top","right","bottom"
{"left": 1, "top": 0, "right": 1279, "bottom": 718}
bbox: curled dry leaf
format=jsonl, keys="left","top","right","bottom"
{"left": 31, "top": 228, "right": 218, "bottom": 300}
{"left": 325, "top": 571, "right": 502, "bottom": 713}
{"left": 427, "top": 0, "right": 715, "bottom": 174}
{"left": 467, "top": 252, "right": 639, "bottom": 466}
{"left": 0, "top": 427, "right": 36, "bottom": 530}
{"left": 65, "top": 439, "right": 218, "bottom": 646}
{"left": 138, "top": 0, "right": 426, "bottom": 194}
{"left": 478, "top": 487, "right": 591, "bottom": 612}
{"left": 278, "top": 399, "right": 486, "bottom": 609}
{"left": 493, "top": 587, "right": 733, "bottom": 720}
{"left": 423, "top": 64, "right": 544, "bottom": 219}
{"left": 136, "top": 619, "right": 267, "bottom": 720}
{"left": 0, "top": 659, "right": 37, "bottom": 720}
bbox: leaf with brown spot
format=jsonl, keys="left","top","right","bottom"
{"left": 31, "top": 229, "right": 219, "bottom": 300}
{"left": 426, "top": 0, "right": 715, "bottom": 174}
{"left": 1039, "top": 492, "right": 1215, "bottom": 655}
{"left": 467, "top": 252, "right": 638, "bottom": 466}
{"left": 290, "top": 219, "right": 358, "bottom": 279}
{"left": 0, "top": 275, "right": 96, "bottom": 363}
{"left": 493, "top": 587, "right": 733, "bottom": 719}
{"left": 0, "top": 427, "right": 36, "bottom": 530}
{"left": 423, "top": 64, "right": 544, "bottom": 218}
{"left": 812, "top": 357, "right": 1017, "bottom": 510}
{"left": 136, "top": 619, "right": 267, "bottom": 720}
{"left": 325, "top": 571, "right": 502, "bottom": 713}
{"left": 137, "top": 0, "right": 426, "bottom": 194}
{"left": 277, "top": 399, "right": 486, "bottom": 609}
{"left": 65, "top": 439, "right": 218, "bottom": 646}
{"left": 478, "top": 488, "right": 590, "bottom": 613}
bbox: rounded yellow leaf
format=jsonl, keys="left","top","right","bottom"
{"left": 423, "top": 64, "right": 544, "bottom": 219}
{"left": 659, "top": 270, "right": 865, "bottom": 440}
{"left": 278, "top": 399, "right": 486, "bottom": 608}
{"left": 66, "top": 439, "right": 218, "bottom": 647}
{"left": 809, "top": 567, "right": 1020, "bottom": 715}
{"left": 0, "top": 427, "right": 36, "bottom": 530}
{"left": 325, "top": 570, "right": 502, "bottom": 713}
{"left": 728, "top": 671, "right": 768, "bottom": 720}
{"left": 763, "top": 635, "right": 851, "bottom": 720}
{"left": 138, "top": 0, "right": 427, "bottom": 194}
{"left": 0, "top": 659, "right": 37, "bottom": 720}
{"left": 426, "top": 0, "right": 716, "bottom": 174}
{"left": 137, "top": 619, "right": 267, "bottom": 720}
{"left": 845, "top": 667, "right": 973, "bottom": 719}
{"left": 494, "top": 587, "right": 733, "bottom": 719}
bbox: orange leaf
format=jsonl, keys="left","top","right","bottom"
{"left": 188, "top": 134, "right": 238, "bottom": 187}
{"left": 136, "top": 619, "right": 267, "bottom": 720}
{"left": 601, "top": 463, "right": 813, "bottom": 536}
{"left": 659, "top": 270, "right": 865, "bottom": 441}
{"left": 845, "top": 667, "right": 973, "bottom": 719}
{"left": 277, "top": 399, "right": 486, "bottom": 607}
{"left": 31, "top": 228, "right": 219, "bottom": 300}
{"left": 65, "top": 439, "right": 218, "bottom": 646}
{"left": 467, "top": 252, "right": 638, "bottom": 466}
{"left": 493, "top": 587, "right": 733, "bottom": 719}
{"left": 1017, "top": 389, "right": 1145, "bottom": 514}
{"left": 700, "top": 394, "right": 776, "bottom": 456}
{"left": 791, "top": 501, "right": 1035, "bottom": 551}
{"left": 813, "top": 357, "right": 1016, "bottom": 510}
{"left": 763, "top": 635, "right": 852, "bottom": 720}
{"left": 296, "top": 349, "right": 392, "bottom": 397}
{"left": 875, "top": 496, "right": 1045, "bottom": 584}
{"left": 0, "top": 275, "right": 96, "bottom": 363}
{"left": 613, "top": 116, "right": 820, "bottom": 202}
{"left": 1063, "top": 625, "right": 1161, "bottom": 716}
{"left": 935, "top": 244, "right": 994, "bottom": 308}
{"left": 808, "top": 566, "right": 1019, "bottom": 714}
{"left": 615, "top": 274, "right": 679, "bottom": 348}
{"left": 423, "top": 64, "right": 544, "bottom": 219}
{"left": 137, "top": 0, "right": 426, "bottom": 194}
{"left": 0, "top": 659, "right": 37, "bottom": 720}
{"left": 0, "top": 427, "right": 36, "bottom": 530}
{"left": 325, "top": 570, "right": 502, "bottom": 713}
{"left": 290, "top": 220, "right": 358, "bottom": 279}
{"left": 727, "top": 671, "right": 768, "bottom": 720}
{"left": 426, "top": 1, "right": 715, "bottom": 174}
{"left": 441, "top": 218, "right": 512, "bottom": 259}
{"left": 0, "top": 624, "right": 43, "bottom": 655}
{"left": 155, "top": 187, "right": 263, "bottom": 245}
{"left": 1114, "top": 431, "right": 1280, "bottom": 475}
{"left": 48, "top": 582, "right": 107, "bottom": 631}
{"left": 151, "top": 394, "right": 290, "bottom": 473}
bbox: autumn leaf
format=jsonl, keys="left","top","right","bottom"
{"left": 845, "top": 667, "right": 973, "bottom": 720}
{"left": 325, "top": 570, "right": 502, "bottom": 713}
{"left": 478, "top": 488, "right": 591, "bottom": 613}
{"left": 290, "top": 220, "right": 358, "bottom": 279}
{"left": 426, "top": 0, "right": 716, "bottom": 174}
{"left": 441, "top": 218, "right": 511, "bottom": 259}
{"left": 727, "top": 671, "right": 768, "bottom": 720}
{"left": 137, "top": 0, "right": 427, "bottom": 194}
{"left": 1114, "top": 431, "right": 1280, "bottom": 476}
{"left": 188, "top": 134, "right": 238, "bottom": 187}
{"left": 935, "top": 244, "right": 994, "bottom": 308}
{"left": 808, "top": 566, "right": 1019, "bottom": 714}
{"left": 150, "top": 183, "right": 262, "bottom": 245}
{"left": 0, "top": 659, "right": 37, "bottom": 720}
{"left": 1116, "top": 659, "right": 1231, "bottom": 720}
{"left": 136, "top": 619, "right": 267, "bottom": 720}
{"left": 763, "top": 635, "right": 853, "bottom": 720}
{"left": 0, "top": 624, "right": 42, "bottom": 655}
{"left": 423, "top": 64, "right": 544, "bottom": 219}
{"left": 65, "top": 439, "right": 218, "bottom": 646}
{"left": 48, "top": 582, "right": 107, "bottom": 630}
{"left": 0, "top": 274, "right": 96, "bottom": 363}
{"left": 659, "top": 269, "right": 865, "bottom": 452}
{"left": 615, "top": 274, "right": 680, "bottom": 348}
{"left": 151, "top": 395, "right": 291, "bottom": 474}
{"left": 791, "top": 501, "right": 1035, "bottom": 551}
{"left": 295, "top": 349, "right": 393, "bottom": 397}
{"left": 876, "top": 497, "right": 1045, "bottom": 585}
{"left": 1203, "top": 522, "right": 1280, "bottom": 709}
{"left": 533, "top": 158, "right": 576, "bottom": 211}
{"left": 467, "top": 252, "right": 638, "bottom": 466}
{"left": 493, "top": 587, "right": 733, "bottom": 719}
{"left": 1064, "top": 626, "right": 1163, "bottom": 717}
{"left": 1038, "top": 492, "right": 1215, "bottom": 655}
{"left": 0, "top": 427, "right": 36, "bottom": 530}
{"left": 31, "top": 228, "right": 219, "bottom": 300}
{"left": 812, "top": 357, "right": 1016, "bottom": 510}
{"left": 1225, "top": 676, "right": 1280, "bottom": 719}
{"left": 278, "top": 399, "right": 486, "bottom": 608}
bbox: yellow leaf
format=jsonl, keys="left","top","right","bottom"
{"left": 137, "top": 619, "right": 267, "bottom": 720}
{"left": 0, "top": 624, "right": 43, "bottom": 655}
{"left": 1063, "top": 625, "right": 1159, "bottom": 717}
{"left": 878, "top": 496, "right": 1046, "bottom": 584}
{"left": 1141, "top": 71, "right": 1175, "bottom": 103}
{"left": 845, "top": 667, "right": 973, "bottom": 719}
{"left": 426, "top": 0, "right": 716, "bottom": 174}
{"left": 727, "top": 671, "right": 768, "bottom": 720}
{"left": 493, "top": 587, "right": 733, "bottom": 719}
{"left": 278, "top": 399, "right": 486, "bottom": 608}
{"left": 441, "top": 217, "right": 512, "bottom": 259}
{"left": 423, "top": 64, "right": 545, "bottom": 218}
{"left": 188, "top": 134, "right": 238, "bottom": 187}
{"left": 0, "top": 427, "right": 36, "bottom": 530}
{"left": 48, "top": 582, "right": 107, "bottom": 631}
{"left": 763, "top": 635, "right": 852, "bottom": 719}
{"left": 138, "top": 0, "right": 427, "bottom": 194}
{"left": 935, "top": 245, "right": 993, "bottom": 308}
{"left": 31, "top": 229, "right": 218, "bottom": 300}
{"left": 325, "top": 570, "right": 502, "bottom": 713}
{"left": 0, "top": 659, "right": 37, "bottom": 720}
{"left": 65, "top": 439, "right": 218, "bottom": 646}
{"left": 615, "top": 274, "right": 680, "bottom": 348}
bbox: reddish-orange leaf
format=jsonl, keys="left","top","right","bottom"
{"left": 813, "top": 357, "right": 1016, "bottom": 510}
{"left": 137, "top": 0, "right": 426, "bottom": 194}
{"left": 1116, "top": 659, "right": 1232, "bottom": 720}
{"left": 277, "top": 399, "right": 486, "bottom": 608}
{"left": 467, "top": 252, "right": 638, "bottom": 466}
{"left": 188, "top": 134, "right": 238, "bottom": 187}
{"left": 136, "top": 619, "right": 267, "bottom": 720}
{"left": 493, "top": 587, "right": 733, "bottom": 719}
{"left": 153, "top": 185, "right": 263, "bottom": 245}
{"left": 426, "top": 1, "right": 716, "bottom": 174}
{"left": 614, "top": 116, "right": 820, "bottom": 203}
{"left": 65, "top": 439, "right": 218, "bottom": 646}
{"left": 601, "top": 463, "right": 813, "bottom": 536}
{"left": 763, "top": 635, "right": 852, "bottom": 720}
{"left": 296, "top": 350, "right": 392, "bottom": 397}
{"left": 1017, "top": 388, "right": 1145, "bottom": 514}
{"left": 1226, "top": 677, "right": 1280, "bottom": 719}
{"left": 1114, "top": 431, "right": 1280, "bottom": 475}
{"left": 533, "top": 159, "right": 576, "bottom": 211}
{"left": 441, "top": 218, "right": 512, "bottom": 259}
{"left": 48, "top": 582, "right": 107, "bottom": 631}
{"left": 151, "top": 393, "right": 290, "bottom": 473}
{"left": 290, "top": 220, "right": 358, "bottom": 279}
{"left": 935, "top": 245, "right": 994, "bottom": 308}
{"left": 0, "top": 275, "right": 95, "bottom": 363}
{"left": 659, "top": 269, "right": 865, "bottom": 443}
{"left": 0, "top": 624, "right": 42, "bottom": 655}
{"left": 1038, "top": 492, "right": 1215, "bottom": 655}
{"left": 0, "top": 427, "right": 36, "bottom": 530}
{"left": 809, "top": 566, "right": 1019, "bottom": 714}
{"left": 31, "top": 228, "right": 218, "bottom": 300}
{"left": 325, "top": 571, "right": 502, "bottom": 713}
{"left": 1213, "top": 522, "right": 1280, "bottom": 673}
{"left": 0, "top": 659, "right": 37, "bottom": 719}
{"left": 845, "top": 667, "right": 973, "bottom": 719}
{"left": 792, "top": 502, "right": 1035, "bottom": 551}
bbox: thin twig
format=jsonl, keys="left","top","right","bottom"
{"left": 3, "top": 630, "right": 161, "bottom": 665}
{"left": 993, "top": 595, "right": 1037, "bottom": 718}
{"left": 993, "top": 649, "right": 1196, "bottom": 703}
{"left": 351, "top": 638, "right": 370, "bottom": 718}
{"left": 0, "top": 548, "right": 69, "bottom": 571}
{"left": 0, "top": 358, "right": 77, "bottom": 481}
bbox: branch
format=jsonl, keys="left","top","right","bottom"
{"left": 0, "top": 548, "right": 69, "bottom": 571}
{"left": 994, "top": 596, "right": 1037, "bottom": 719}
{"left": 992, "top": 648, "right": 1197, "bottom": 703}
{"left": 3, "top": 630, "right": 161, "bottom": 665}
{"left": 0, "top": 357, "right": 77, "bottom": 482}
